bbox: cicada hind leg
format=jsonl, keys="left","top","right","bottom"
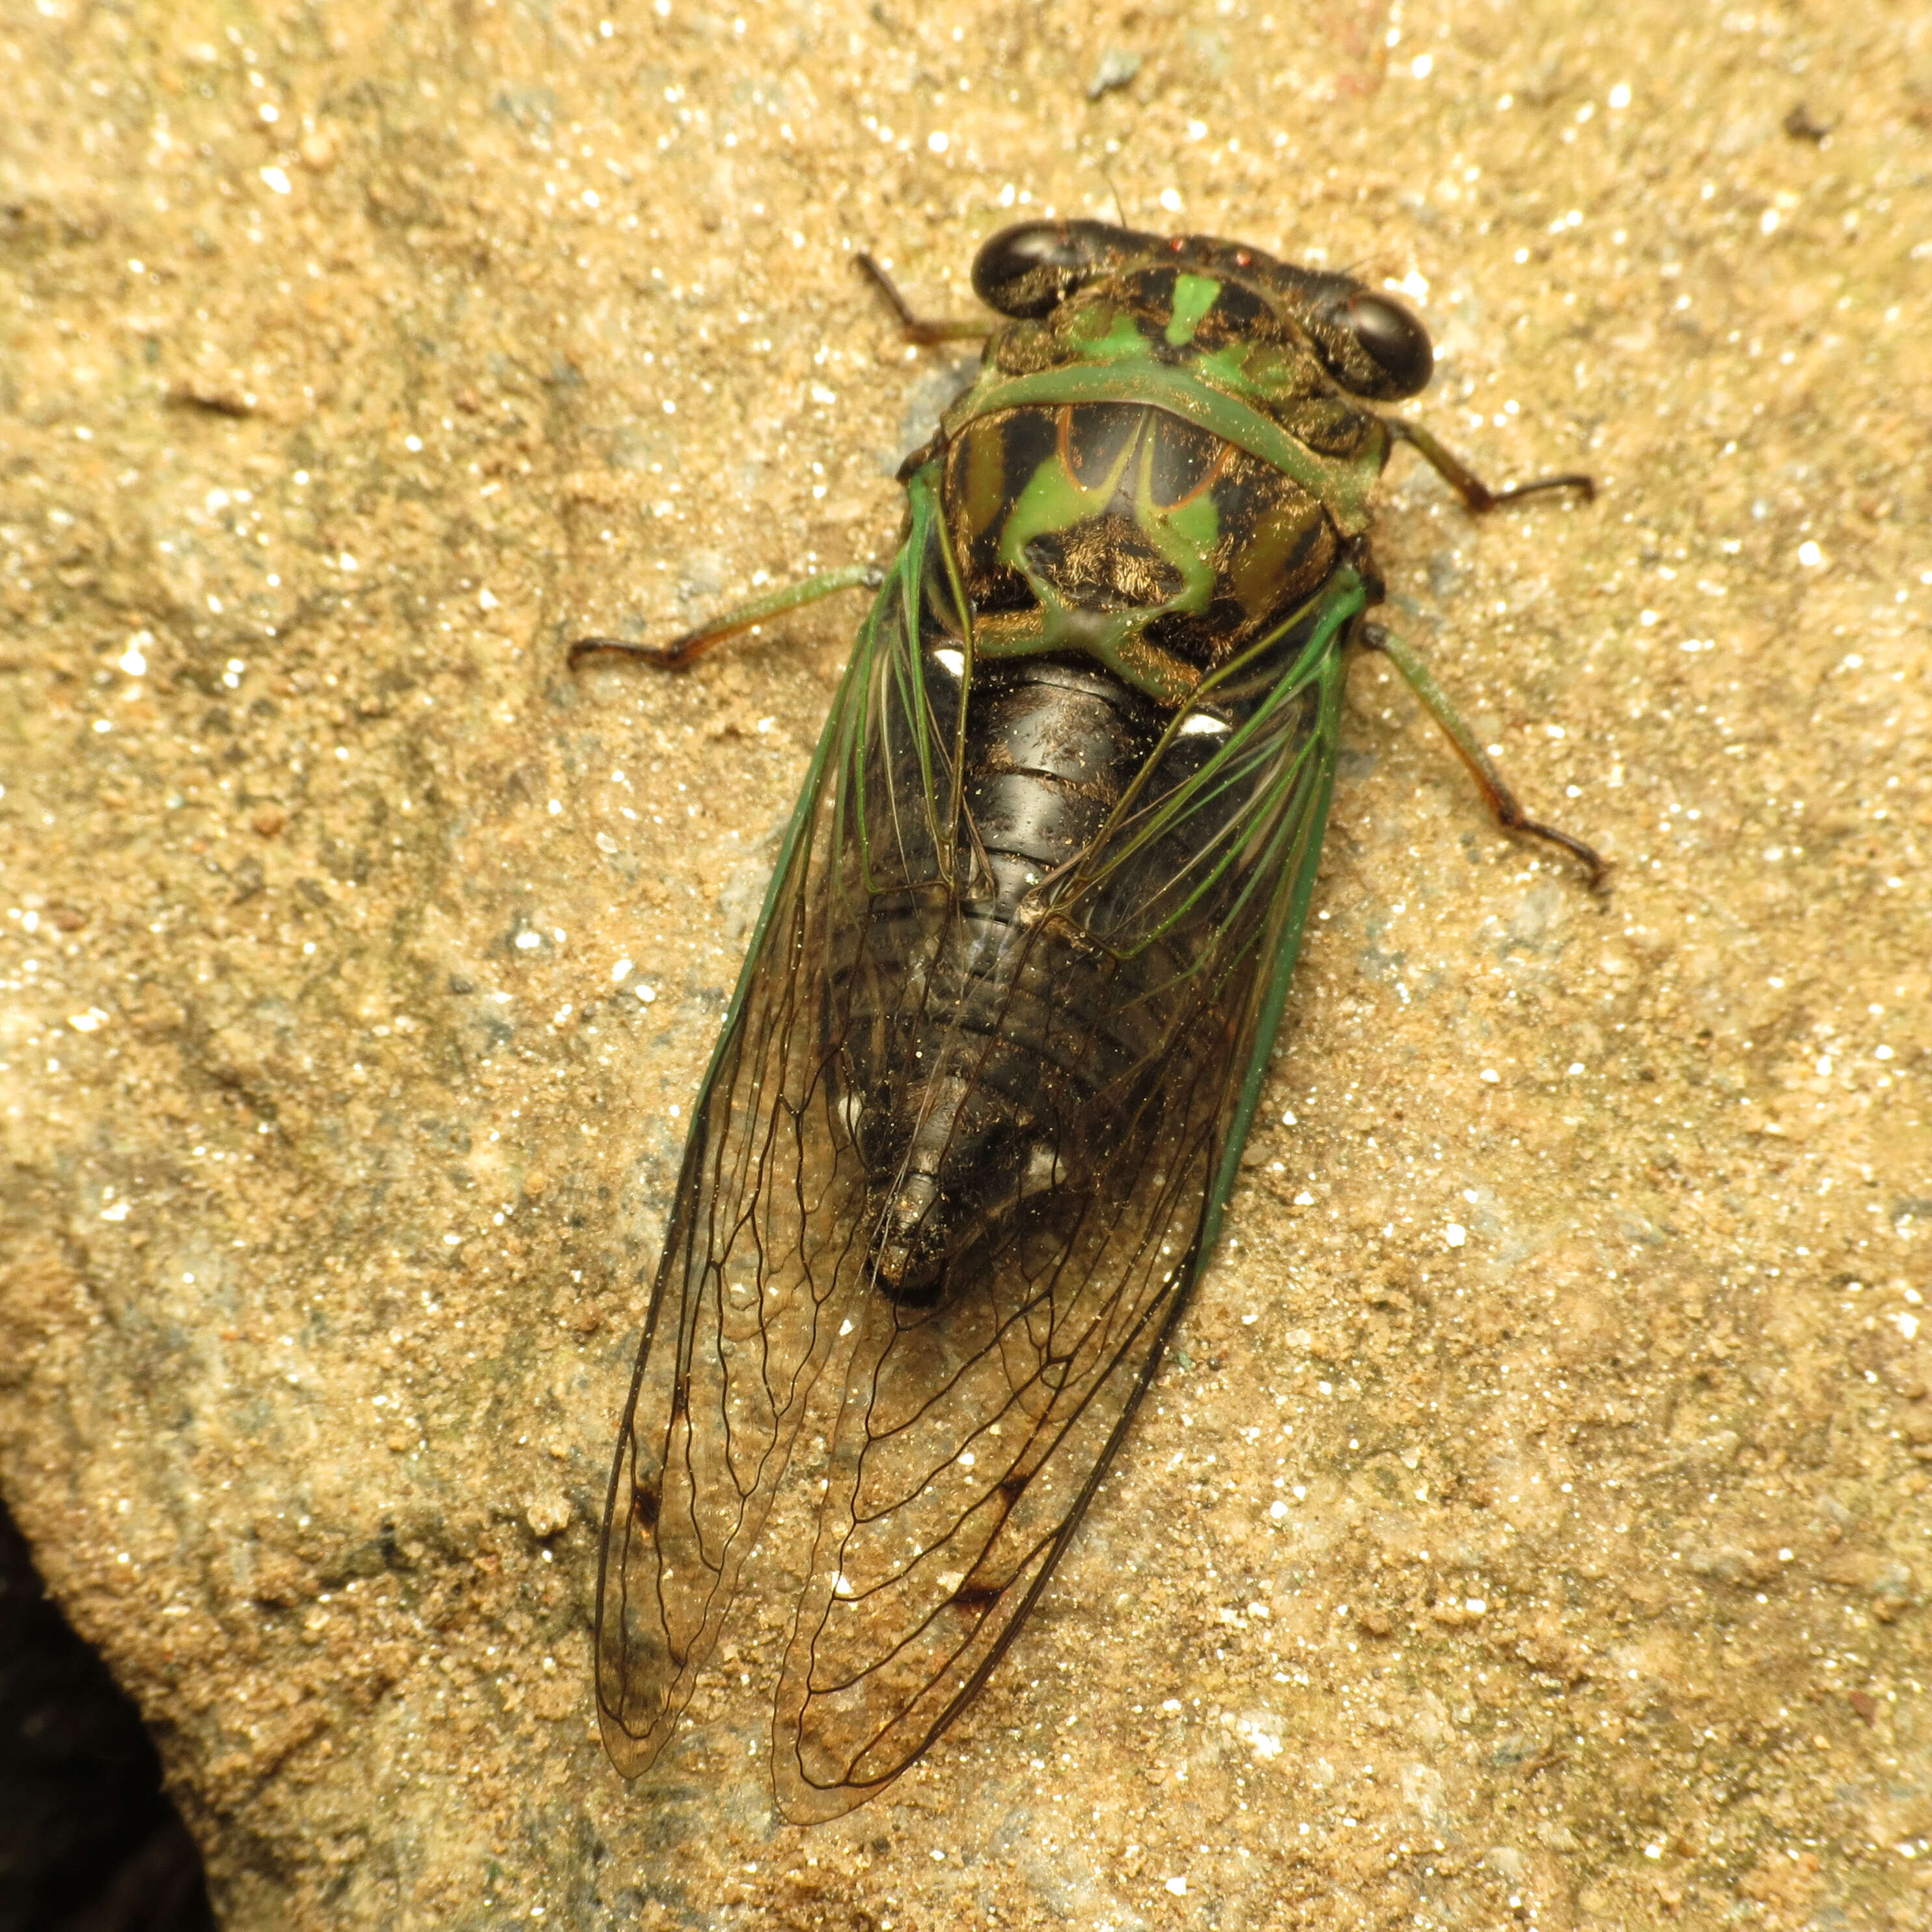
{"left": 1359, "top": 622, "right": 1608, "bottom": 892}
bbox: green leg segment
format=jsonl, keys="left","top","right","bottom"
{"left": 1363, "top": 622, "right": 1608, "bottom": 890}
{"left": 569, "top": 564, "right": 883, "bottom": 672}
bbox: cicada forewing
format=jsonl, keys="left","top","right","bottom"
{"left": 596, "top": 472, "right": 1364, "bottom": 1820}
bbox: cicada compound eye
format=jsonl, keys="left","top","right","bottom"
{"left": 972, "top": 220, "right": 1138, "bottom": 320}
{"left": 1332, "top": 291, "right": 1433, "bottom": 400}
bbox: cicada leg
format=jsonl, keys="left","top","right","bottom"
{"left": 1360, "top": 622, "right": 1609, "bottom": 892}
{"left": 1382, "top": 416, "right": 1594, "bottom": 512}
{"left": 855, "top": 253, "right": 993, "bottom": 346}
{"left": 570, "top": 564, "right": 883, "bottom": 672}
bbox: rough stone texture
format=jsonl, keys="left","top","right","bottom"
{"left": 3, "top": 1, "right": 1929, "bottom": 1926}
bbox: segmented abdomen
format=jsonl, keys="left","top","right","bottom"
{"left": 835, "top": 648, "right": 1239, "bottom": 1302}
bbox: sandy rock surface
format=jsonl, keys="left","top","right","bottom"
{"left": 3, "top": 1, "right": 1929, "bottom": 1926}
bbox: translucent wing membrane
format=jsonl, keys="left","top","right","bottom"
{"left": 595, "top": 504, "right": 951, "bottom": 1778}
{"left": 773, "top": 1098, "right": 1219, "bottom": 1817}
{"left": 1060, "top": 585, "right": 1359, "bottom": 963}
{"left": 595, "top": 469, "right": 1360, "bottom": 1819}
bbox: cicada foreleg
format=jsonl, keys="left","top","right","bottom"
{"left": 855, "top": 253, "right": 993, "bottom": 346}
{"left": 1360, "top": 622, "right": 1609, "bottom": 892}
{"left": 570, "top": 564, "right": 884, "bottom": 673}
{"left": 1382, "top": 416, "right": 1594, "bottom": 513}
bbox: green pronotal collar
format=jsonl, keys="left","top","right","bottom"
{"left": 943, "top": 359, "right": 1388, "bottom": 536}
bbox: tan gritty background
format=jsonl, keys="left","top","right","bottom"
{"left": 3, "top": 0, "right": 1929, "bottom": 1925}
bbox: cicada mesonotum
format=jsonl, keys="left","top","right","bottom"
{"left": 574, "top": 221, "right": 1604, "bottom": 1821}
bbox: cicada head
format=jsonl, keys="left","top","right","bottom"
{"left": 971, "top": 219, "right": 1435, "bottom": 402}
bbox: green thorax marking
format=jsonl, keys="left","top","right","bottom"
{"left": 944, "top": 294, "right": 1388, "bottom": 538}
{"left": 980, "top": 417, "right": 1222, "bottom": 703}
{"left": 1164, "top": 273, "right": 1222, "bottom": 347}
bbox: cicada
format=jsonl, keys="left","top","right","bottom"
{"left": 577, "top": 220, "right": 1603, "bottom": 1821}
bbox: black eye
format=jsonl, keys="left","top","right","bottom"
{"left": 1335, "top": 292, "right": 1433, "bottom": 398}
{"left": 972, "top": 220, "right": 1141, "bottom": 319}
